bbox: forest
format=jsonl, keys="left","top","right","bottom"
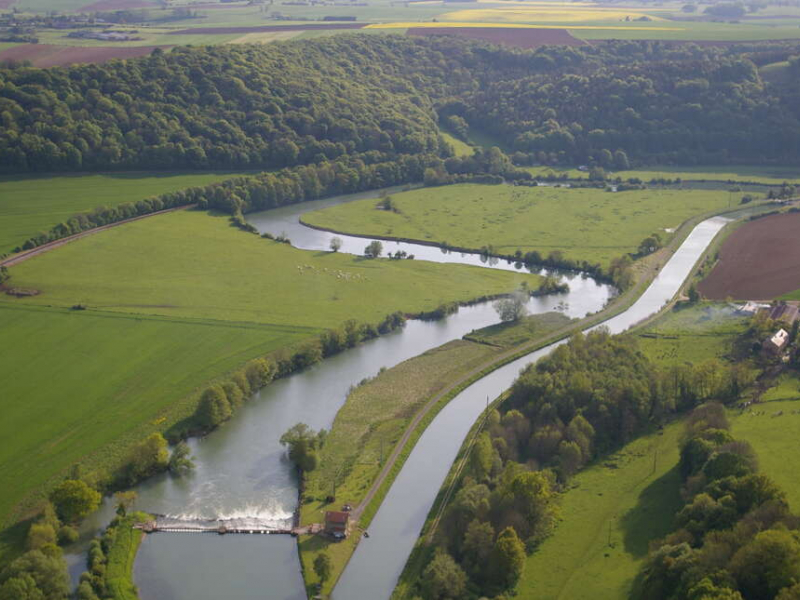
{"left": 1, "top": 37, "right": 800, "bottom": 174}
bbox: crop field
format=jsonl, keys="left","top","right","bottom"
{"left": 6, "top": 210, "right": 538, "bottom": 326}
{"left": 437, "top": 5, "right": 670, "bottom": 23}
{"left": 0, "top": 43, "right": 168, "bottom": 66}
{"left": 0, "top": 171, "right": 247, "bottom": 253}
{"left": 301, "top": 183, "right": 737, "bottom": 268}
{"left": 226, "top": 31, "right": 303, "bottom": 44}
{"left": 698, "top": 212, "right": 800, "bottom": 300}
{"left": 0, "top": 304, "right": 311, "bottom": 528}
{"left": 518, "top": 420, "right": 684, "bottom": 600}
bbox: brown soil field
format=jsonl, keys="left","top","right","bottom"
{"left": 169, "top": 23, "right": 366, "bottom": 34}
{"left": 0, "top": 44, "right": 168, "bottom": 67}
{"left": 406, "top": 27, "right": 587, "bottom": 48}
{"left": 698, "top": 211, "right": 800, "bottom": 300}
{"left": 80, "top": 0, "right": 155, "bottom": 10}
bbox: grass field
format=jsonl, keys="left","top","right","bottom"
{"left": 6, "top": 210, "right": 538, "bottom": 325}
{"left": 301, "top": 183, "right": 739, "bottom": 268}
{"left": 782, "top": 289, "right": 800, "bottom": 300}
{"left": 0, "top": 209, "right": 536, "bottom": 537}
{"left": 105, "top": 513, "right": 149, "bottom": 600}
{"left": 636, "top": 303, "right": 749, "bottom": 365}
{"left": 0, "top": 304, "right": 312, "bottom": 529}
{"left": 299, "top": 311, "right": 571, "bottom": 595}
{"left": 0, "top": 171, "right": 247, "bottom": 253}
{"left": 526, "top": 165, "right": 800, "bottom": 185}
{"left": 732, "top": 373, "right": 800, "bottom": 508}
{"left": 440, "top": 131, "right": 474, "bottom": 158}
{"left": 518, "top": 420, "right": 684, "bottom": 600}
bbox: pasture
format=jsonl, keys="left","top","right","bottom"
{"left": 527, "top": 165, "right": 800, "bottom": 184}
{"left": 301, "top": 183, "right": 738, "bottom": 268}
{"left": 518, "top": 420, "right": 684, "bottom": 600}
{"left": 0, "top": 304, "right": 311, "bottom": 528}
{"left": 0, "top": 171, "right": 247, "bottom": 253}
{"left": 439, "top": 131, "right": 473, "bottom": 157}
{"left": 731, "top": 380, "right": 800, "bottom": 509}
{"left": 5, "top": 210, "right": 538, "bottom": 326}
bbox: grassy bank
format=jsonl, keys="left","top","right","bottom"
{"left": 298, "top": 312, "right": 573, "bottom": 596}
{"left": 301, "top": 184, "right": 744, "bottom": 268}
{"left": 0, "top": 208, "right": 539, "bottom": 555}
{"left": 0, "top": 172, "right": 247, "bottom": 254}
{"left": 104, "top": 514, "right": 149, "bottom": 600}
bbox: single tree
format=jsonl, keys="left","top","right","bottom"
{"left": 329, "top": 236, "right": 342, "bottom": 252}
{"left": 494, "top": 290, "right": 528, "bottom": 322}
{"left": 114, "top": 491, "right": 138, "bottom": 516}
{"left": 49, "top": 480, "right": 101, "bottom": 523}
{"left": 421, "top": 550, "right": 468, "bottom": 600}
{"left": 364, "top": 240, "right": 383, "bottom": 258}
{"left": 169, "top": 441, "right": 195, "bottom": 475}
{"left": 313, "top": 552, "right": 332, "bottom": 585}
{"left": 488, "top": 527, "right": 526, "bottom": 591}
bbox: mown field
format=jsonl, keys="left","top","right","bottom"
{"left": 301, "top": 183, "right": 738, "bottom": 267}
{"left": 0, "top": 171, "right": 246, "bottom": 253}
{"left": 0, "top": 208, "right": 537, "bottom": 539}
{"left": 518, "top": 420, "right": 684, "bottom": 600}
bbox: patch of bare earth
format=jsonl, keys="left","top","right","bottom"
{"left": 698, "top": 211, "right": 800, "bottom": 300}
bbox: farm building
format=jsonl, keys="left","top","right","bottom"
{"left": 324, "top": 510, "right": 349, "bottom": 536}
{"left": 763, "top": 329, "right": 789, "bottom": 355}
{"left": 765, "top": 302, "right": 800, "bottom": 325}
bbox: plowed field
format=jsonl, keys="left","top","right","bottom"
{"left": 698, "top": 211, "right": 800, "bottom": 300}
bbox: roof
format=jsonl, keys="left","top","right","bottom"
{"left": 768, "top": 329, "right": 789, "bottom": 347}
{"left": 325, "top": 511, "right": 349, "bottom": 524}
{"left": 769, "top": 303, "right": 800, "bottom": 324}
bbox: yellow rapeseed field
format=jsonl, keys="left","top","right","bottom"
{"left": 365, "top": 22, "right": 682, "bottom": 30}
{"left": 438, "top": 6, "right": 666, "bottom": 23}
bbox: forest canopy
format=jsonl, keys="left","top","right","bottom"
{"left": 1, "top": 36, "right": 800, "bottom": 174}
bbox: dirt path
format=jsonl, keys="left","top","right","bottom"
{"left": 0, "top": 205, "right": 193, "bottom": 269}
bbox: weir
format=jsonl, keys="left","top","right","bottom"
{"left": 135, "top": 516, "right": 321, "bottom": 536}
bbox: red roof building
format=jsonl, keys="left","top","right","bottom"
{"left": 324, "top": 510, "right": 349, "bottom": 535}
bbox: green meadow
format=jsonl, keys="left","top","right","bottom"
{"left": 731, "top": 373, "right": 800, "bottom": 508}
{"left": 526, "top": 165, "right": 800, "bottom": 184}
{"left": 439, "top": 132, "right": 474, "bottom": 158}
{"left": 0, "top": 172, "right": 247, "bottom": 253}
{"left": 6, "top": 209, "right": 538, "bottom": 326}
{"left": 782, "top": 289, "right": 800, "bottom": 301}
{"left": 0, "top": 208, "right": 537, "bottom": 535}
{"left": 301, "top": 184, "right": 737, "bottom": 267}
{"left": 518, "top": 420, "right": 684, "bottom": 600}
{"left": 0, "top": 305, "right": 312, "bottom": 527}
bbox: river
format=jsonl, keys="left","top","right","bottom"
{"left": 65, "top": 189, "right": 733, "bottom": 600}
{"left": 65, "top": 188, "right": 612, "bottom": 600}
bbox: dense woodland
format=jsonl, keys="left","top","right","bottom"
{"left": 1, "top": 37, "right": 800, "bottom": 174}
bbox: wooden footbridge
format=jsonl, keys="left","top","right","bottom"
{"left": 134, "top": 515, "right": 321, "bottom": 536}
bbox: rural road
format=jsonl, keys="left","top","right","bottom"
{"left": 0, "top": 205, "right": 193, "bottom": 269}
